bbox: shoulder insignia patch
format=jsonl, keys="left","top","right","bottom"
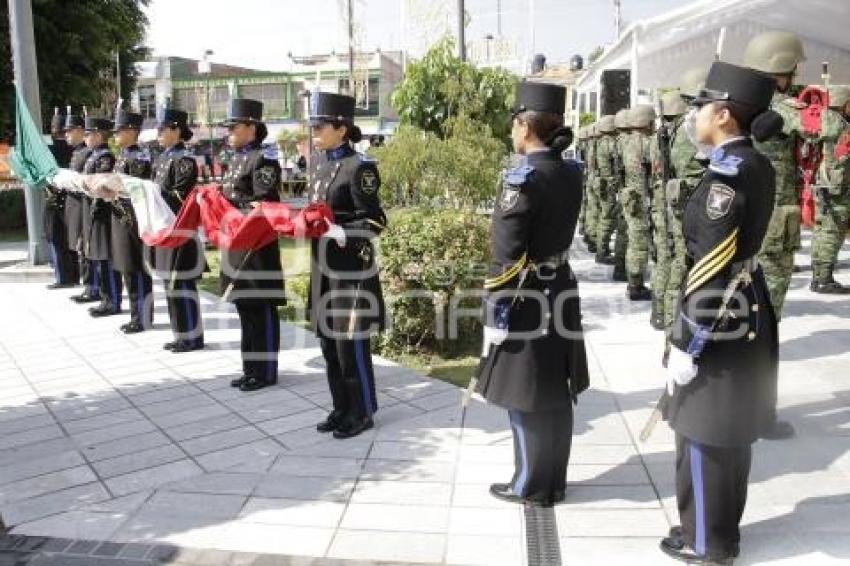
{"left": 359, "top": 166, "right": 379, "bottom": 194}
{"left": 706, "top": 183, "right": 735, "bottom": 220}
{"left": 499, "top": 182, "right": 521, "bottom": 212}
{"left": 258, "top": 165, "right": 277, "bottom": 187}
{"left": 503, "top": 164, "right": 534, "bottom": 185}
{"left": 178, "top": 159, "right": 194, "bottom": 175}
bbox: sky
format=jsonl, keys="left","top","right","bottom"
{"left": 143, "top": 0, "right": 691, "bottom": 72}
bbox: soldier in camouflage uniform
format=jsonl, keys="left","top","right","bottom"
{"left": 584, "top": 124, "right": 600, "bottom": 254}
{"left": 622, "top": 105, "right": 655, "bottom": 300}
{"left": 744, "top": 30, "right": 804, "bottom": 440}
{"left": 810, "top": 85, "right": 850, "bottom": 293}
{"left": 594, "top": 115, "right": 618, "bottom": 265}
{"left": 649, "top": 90, "right": 688, "bottom": 329}
{"left": 665, "top": 69, "right": 709, "bottom": 331}
{"left": 576, "top": 127, "right": 588, "bottom": 240}
{"left": 744, "top": 31, "right": 806, "bottom": 319}
{"left": 611, "top": 109, "right": 631, "bottom": 282}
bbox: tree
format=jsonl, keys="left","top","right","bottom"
{"left": 0, "top": 0, "right": 149, "bottom": 135}
{"left": 391, "top": 36, "right": 516, "bottom": 143}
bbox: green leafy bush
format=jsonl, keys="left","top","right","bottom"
{"left": 371, "top": 114, "right": 506, "bottom": 208}
{"left": 376, "top": 207, "right": 490, "bottom": 357}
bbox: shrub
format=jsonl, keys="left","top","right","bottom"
{"left": 371, "top": 114, "right": 506, "bottom": 208}
{"left": 376, "top": 206, "right": 490, "bottom": 358}
{"left": 0, "top": 187, "right": 26, "bottom": 231}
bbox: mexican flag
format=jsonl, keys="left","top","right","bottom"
{"left": 6, "top": 84, "right": 58, "bottom": 187}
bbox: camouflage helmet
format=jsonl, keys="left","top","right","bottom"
{"left": 829, "top": 85, "right": 850, "bottom": 109}
{"left": 743, "top": 31, "right": 805, "bottom": 75}
{"left": 660, "top": 90, "right": 688, "bottom": 116}
{"left": 614, "top": 108, "right": 631, "bottom": 129}
{"left": 628, "top": 104, "right": 656, "bottom": 128}
{"left": 597, "top": 114, "right": 616, "bottom": 133}
{"left": 680, "top": 67, "right": 709, "bottom": 99}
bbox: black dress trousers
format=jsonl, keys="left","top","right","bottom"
{"left": 125, "top": 271, "right": 154, "bottom": 328}
{"left": 675, "top": 433, "right": 751, "bottom": 561}
{"left": 165, "top": 279, "right": 204, "bottom": 346}
{"left": 319, "top": 336, "right": 378, "bottom": 422}
{"left": 507, "top": 406, "right": 574, "bottom": 504}
{"left": 95, "top": 260, "right": 123, "bottom": 313}
{"left": 235, "top": 302, "right": 280, "bottom": 383}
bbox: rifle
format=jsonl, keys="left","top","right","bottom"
{"left": 657, "top": 120, "right": 676, "bottom": 258}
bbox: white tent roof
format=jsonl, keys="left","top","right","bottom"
{"left": 576, "top": 0, "right": 850, "bottom": 104}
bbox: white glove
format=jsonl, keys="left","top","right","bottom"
{"left": 481, "top": 326, "right": 508, "bottom": 356}
{"left": 323, "top": 222, "right": 347, "bottom": 247}
{"left": 666, "top": 346, "right": 698, "bottom": 395}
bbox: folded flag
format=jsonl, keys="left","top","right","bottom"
{"left": 7, "top": 84, "right": 58, "bottom": 187}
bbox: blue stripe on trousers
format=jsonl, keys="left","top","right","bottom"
{"left": 136, "top": 272, "right": 144, "bottom": 322}
{"left": 264, "top": 304, "right": 274, "bottom": 380}
{"left": 91, "top": 261, "right": 99, "bottom": 295}
{"left": 509, "top": 410, "right": 530, "bottom": 496}
{"left": 689, "top": 439, "right": 707, "bottom": 556}
{"left": 354, "top": 340, "right": 374, "bottom": 416}
{"left": 48, "top": 243, "right": 60, "bottom": 282}
{"left": 183, "top": 282, "right": 195, "bottom": 343}
{"left": 108, "top": 262, "right": 119, "bottom": 312}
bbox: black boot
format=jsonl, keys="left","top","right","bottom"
{"left": 810, "top": 266, "right": 850, "bottom": 294}
{"left": 333, "top": 416, "right": 374, "bottom": 439}
{"left": 612, "top": 262, "right": 627, "bottom": 282}
{"left": 596, "top": 252, "right": 615, "bottom": 265}
{"left": 317, "top": 410, "right": 345, "bottom": 433}
{"left": 627, "top": 275, "right": 653, "bottom": 301}
{"left": 650, "top": 302, "right": 665, "bottom": 330}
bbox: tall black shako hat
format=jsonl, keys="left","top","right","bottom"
{"left": 113, "top": 110, "right": 144, "bottom": 131}
{"left": 84, "top": 117, "right": 114, "bottom": 132}
{"left": 63, "top": 106, "right": 85, "bottom": 131}
{"left": 309, "top": 92, "right": 355, "bottom": 125}
{"left": 691, "top": 61, "right": 776, "bottom": 119}
{"left": 222, "top": 98, "right": 267, "bottom": 142}
{"left": 157, "top": 107, "right": 193, "bottom": 141}
{"left": 513, "top": 81, "right": 567, "bottom": 116}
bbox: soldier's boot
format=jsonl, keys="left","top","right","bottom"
{"left": 612, "top": 261, "right": 628, "bottom": 282}
{"left": 627, "top": 274, "right": 653, "bottom": 301}
{"left": 810, "top": 264, "right": 850, "bottom": 294}
{"left": 596, "top": 241, "right": 615, "bottom": 264}
{"left": 587, "top": 240, "right": 598, "bottom": 254}
{"left": 649, "top": 300, "right": 665, "bottom": 330}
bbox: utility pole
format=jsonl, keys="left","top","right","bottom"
{"left": 347, "top": 0, "right": 355, "bottom": 95}
{"left": 457, "top": 0, "right": 466, "bottom": 61}
{"left": 614, "top": 0, "right": 622, "bottom": 40}
{"left": 8, "top": 0, "right": 46, "bottom": 265}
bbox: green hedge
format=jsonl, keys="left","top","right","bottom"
{"left": 0, "top": 188, "right": 26, "bottom": 232}
{"left": 375, "top": 206, "right": 490, "bottom": 358}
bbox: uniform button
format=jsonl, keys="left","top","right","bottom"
{"left": 747, "top": 331, "right": 756, "bottom": 341}
{"left": 543, "top": 288, "right": 551, "bottom": 296}
{"left": 541, "top": 329, "right": 549, "bottom": 336}
{"left": 545, "top": 312, "right": 552, "bottom": 319}
{"left": 752, "top": 304, "right": 759, "bottom": 312}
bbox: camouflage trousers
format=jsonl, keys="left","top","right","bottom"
{"left": 757, "top": 204, "right": 802, "bottom": 320}
{"left": 649, "top": 181, "right": 671, "bottom": 321}
{"left": 665, "top": 210, "right": 687, "bottom": 329}
{"left": 621, "top": 183, "right": 650, "bottom": 277}
{"left": 596, "top": 177, "right": 619, "bottom": 255}
{"left": 582, "top": 175, "right": 601, "bottom": 245}
{"left": 811, "top": 186, "right": 850, "bottom": 281}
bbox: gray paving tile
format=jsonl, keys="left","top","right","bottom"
{"left": 91, "top": 444, "right": 187, "bottom": 478}
{"left": 0, "top": 450, "right": 86, "bottom": 486}
{"left": 79, "top": 430, "right": 174, "bottom": 462}
{"left": 148, "top": 404, "right": 232, "bottom": 429}
{"left": 178, "top": 426, "right": 265, "bottom": 457}
{"left": 1, "top": 482, "right": 111, "bottom": 525}
{"left": 105, "top": 459, "right": 203, "bottom": 497}
{"left": 160, "top": 472, "right": 263, "bottom": 496}
{"left": 164, "top": 413, "right": 248, "bottom": 442}
{"left": 0, "top": 424, "right": 65, "bottom": 451}
{"left": 71, "top": 419, "right": 158, "bottom": 447}
{"left": 194, "top": 439, "right": 285, "bottom": 473}
{"left": 0, "top": 465, "right": 98, "bottom": 505}
{"left": 253, "top": 474, "right": 356, "bottom": 502}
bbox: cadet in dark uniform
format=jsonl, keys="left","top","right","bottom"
{"left": 44, "top": 107, "right": 78, "bottom": 289}
{"left": 82, "top": 117, "right": 122, "bottom": 318}
{"left": 152, "top": 109, "right": 205, "bottom": 353}
{"left": 308, "top": 92, "right": 387, "bottom": 440}
{"left": 219, "top": 98, "right": 285, "bottom": 392}
{"left": 476, "top": 82, "right": 589, "bottom": 507}
{"left": 65, "top": 110, "right": 98, "bottom": 303}
{"left": 112, "top": 110, "right": 154, "bottom": 333}
{"left": 660, "top": 62, "right": 781, "bottom": 565}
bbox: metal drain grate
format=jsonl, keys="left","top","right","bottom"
{"left": 524, "top": 505, "right": 562, "bottom": 566}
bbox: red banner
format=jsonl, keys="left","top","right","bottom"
{"left": 143, "top": 184, "right": 333, "bottom": 250}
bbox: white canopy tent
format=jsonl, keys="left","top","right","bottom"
{"left": 574, "top": 0, "right": 850, "bottom": 116}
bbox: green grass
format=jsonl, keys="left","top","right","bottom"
{"left": 394, "top": 353, "right": 478, "bottom": 388}
{"left": 199, "top": 239, "right": 310, "bottom": 297}
{"left": 0, "top": 227, "right": 27, "bottom": 242}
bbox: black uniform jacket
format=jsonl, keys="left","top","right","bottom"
{"left": 111, "top": 145, "right": 152, "bottom": 273}
{"left": 43, "top": 138, "right": 72, "bottom": 245}
{"left": 306, "top": 144, "right": 387, "bottom": 338}
{"left": 82, "top": 145, "right": 116, "bottom": 261}
{"left": 219, "top": 143, "right": 285, "bottom": 306}
{"left": 475, "top": 148, "right": 590, "bottom": 413}
{"left": 64, "top": 143, "right": 92, "bottom": 251}
{"left": 666, "top": 137, "right": 779, "bottom": 447}
{"left": 152, "top": 143, "right": 204, "bottom": 281}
